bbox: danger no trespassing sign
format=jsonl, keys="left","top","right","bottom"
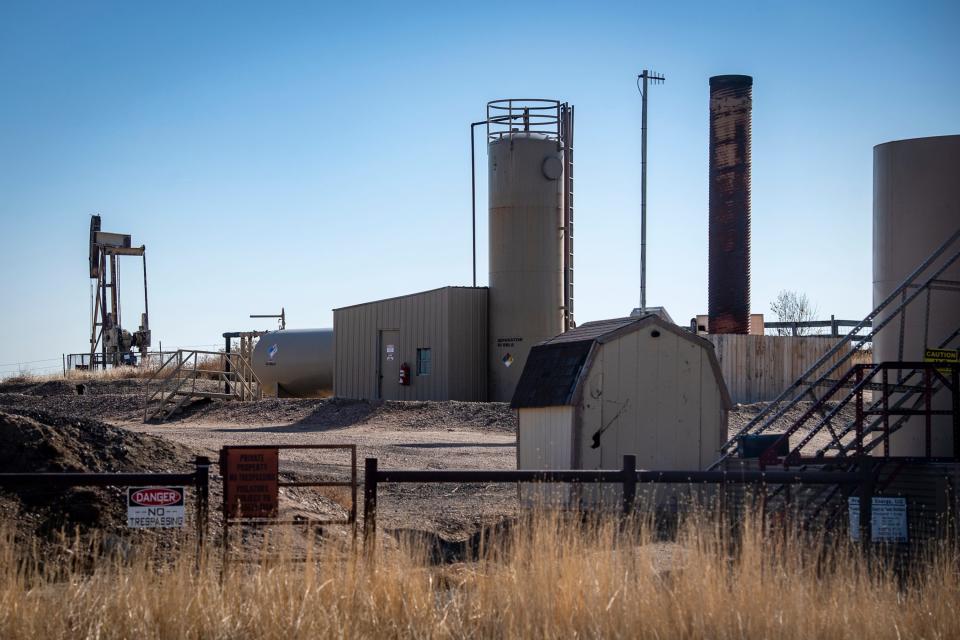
{"left": 127, "top": 486, "right": 186, "bottom": 528}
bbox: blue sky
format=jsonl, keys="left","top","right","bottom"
{"left": 1, "top": 0, "right": 957, "bottom": 374}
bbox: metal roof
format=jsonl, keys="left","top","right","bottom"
{"left": 538, "top": 316, "right": 641, "bottom": 345}
{"left": 332, "top": 286, "right": 488, "bottom": 312}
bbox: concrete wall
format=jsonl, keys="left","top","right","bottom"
{"left": 333, "top": 287, "right": 488, "bottom": 401}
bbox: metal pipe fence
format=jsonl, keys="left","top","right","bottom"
{"left": 362, "top": 455, "right": 864, "bottom": 546}
{"left": 0, "top": 456, "right": 212, "bottom": 549}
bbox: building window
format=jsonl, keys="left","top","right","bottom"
{"left": 416, "top": 348, "right": 432, "bottom": 376}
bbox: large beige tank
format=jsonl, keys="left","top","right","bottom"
{"left": 873, "top": 134, "right": 960, "bottom": 456}
{"left": 251, "top": 329, "right": 334, "bottom": 397}
{"left": 488, "top": 102, "right": 566, "bottom": 402}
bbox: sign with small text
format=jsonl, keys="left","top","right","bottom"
{"left": 223, "top": 448, "right": 279, "bottom": 519}
{"left": 848, "top": 496, "right": 908, "bottom": 542}
{"left": 127, "top": 486, "right": 186, "bottom": 528}
{"left": 924, "top": 348, "right": 958, "bottom": 376}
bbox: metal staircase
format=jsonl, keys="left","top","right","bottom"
{"left": 143, "top": 349, "right": 262, "bottom": 422}
{"left": 713, "top": 227, "right": 960, "bottom": 470}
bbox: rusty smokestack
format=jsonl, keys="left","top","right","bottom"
{"left": 708, "top": 74, "right": 752, "bottom": 334}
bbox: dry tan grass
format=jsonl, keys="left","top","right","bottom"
{"left": 0, "top": 511, "right": 956, "bottom": 639}
{"left": 1, "top": 352, "right": 231, "bottom": 385}
{"left": 2, "top": 364, "right": 162, "bottom": 385}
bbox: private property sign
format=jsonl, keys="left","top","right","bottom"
{"left": 127, "top": 486, "right": 186, "bottom": 528}
{"left": 222, "top": 447, "right": 279, "bottom": 518}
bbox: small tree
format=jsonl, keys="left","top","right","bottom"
{"left": 769, "top": 290, "right": 819, "bottom": 336}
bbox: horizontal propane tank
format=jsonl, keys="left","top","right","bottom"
{"left": 251, "top": 328, "right": 333, "bottom": 398}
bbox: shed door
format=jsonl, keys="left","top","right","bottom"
{"left": 379, "top": 329, "right": 401, "bottom": 400}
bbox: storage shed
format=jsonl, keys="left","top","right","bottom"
{"left": 511, "top": 315, "right": 731, "bottom": 505}
{"left": 333, "top": 286, "right": 488, "bottom": 401}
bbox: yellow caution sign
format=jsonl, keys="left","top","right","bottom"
{"left": 924, "top": 348, "right": 959, "bottom": 376}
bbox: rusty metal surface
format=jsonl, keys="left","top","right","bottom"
{"left": 708, "top": 74, "right": 752, "bottom": 334}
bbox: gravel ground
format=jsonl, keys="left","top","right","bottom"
{"left": 0, "top": 407, "right": 196, "bottom": 549}
{"left": 125, "top": 400, "right": 520, "bottom": 540}
{"left": 0, "top": 378, "right": 519, "bottom": 540}
{"left": 0, "top": 378, "right": 860, "bottom": 540}
{"left": 728, "top": 399, "right": 862, "bottom": 456}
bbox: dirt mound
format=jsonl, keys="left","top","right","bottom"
{"left": 0, "top": 409, "right": 196, "bottom": 537}
{"left": 0, "top": 390, "right": 145, "bottom": 422}
{"left": 0, "top": 409, "right": 189, "bottom": 473}
{"left": 0, "top": 378, "right": 519, "bottom": 435}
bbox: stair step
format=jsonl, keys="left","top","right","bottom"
{"left": 149, "top": 390, "right": 237, "bottom": 402}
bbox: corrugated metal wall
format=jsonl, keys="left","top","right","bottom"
{"left": 706, "top": 334, "right": 872, "bottom": 404}
{"left": 333, "top": 287, "right": 488, "bottom": 401}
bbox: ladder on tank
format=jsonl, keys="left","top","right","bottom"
{"left": 143, "top": 349, "right": 262, "bottom": 422}
{"left": 711, "top": 227, "right": 960, "bottom": 470}
{"left": 561, "top": 103, "right": 575, "bottom": 330}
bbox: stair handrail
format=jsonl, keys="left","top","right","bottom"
{"left": 712, "top": 227, "right": 960, "bottom": 469}
{"left": 793, "top": 328, "right": 960, "bottom": 458}
{"left": 148, "top": 350, "right": 200, "bottom": 421}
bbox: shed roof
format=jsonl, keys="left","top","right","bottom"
{"left": 511, "top": 314, "right": 732, "bottom": 409}
{"left": 509, "top": 340, "right": 593, "bottom": 409}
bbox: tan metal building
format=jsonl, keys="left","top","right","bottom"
{"left": 512, "top": 315, "right": 731, "bottom": 505}
{"left": 333, "top": 287, "right": 488, "bottom": 401}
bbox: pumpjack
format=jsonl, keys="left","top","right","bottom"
{"left": 88, "top": 214, "right": 151, "bottom": 368}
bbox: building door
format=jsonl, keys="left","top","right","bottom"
{"left": 378, "top": 329, "right": 401, "bottom": 400}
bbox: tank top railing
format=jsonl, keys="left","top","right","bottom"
{"left": 486, "top": 99, "right": 562, "bottom": 143}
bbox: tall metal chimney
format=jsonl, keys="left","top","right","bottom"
{"left": 708, "top": 74, "right": 752, "bottom": 334}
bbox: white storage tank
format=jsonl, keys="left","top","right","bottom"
{"left": 873, "top": 134, "right": 960, "bottom": 456}
{"left": 251, "top": 329, "right": 334, "bottom": 398}
{"left": 487, "top": 99, "right": 568, "bottom": 402}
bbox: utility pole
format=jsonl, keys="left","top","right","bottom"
{"left": 638, "top": 69, "right": 665, "bottom": 313}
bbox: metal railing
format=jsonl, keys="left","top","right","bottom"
{"left": 486, "top": 99, "right": 561, "bottom": 142}
{"left": 143, "top": 349, "right": 262, "bottom": 422}
{"left": 714, "top": 227, "right": 960, "bottom": 468}
{"left": 361, "top": 456, "right": 861, "bottom": 546}
{"left": 0, "top": 456, "right": 211, "bottom": 551}
{"left": 753, "top": 363, "right": 958, "bottom": 468}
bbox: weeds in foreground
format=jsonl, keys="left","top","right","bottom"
{"left": 0, "top": 510, "right": 956, "bottom": 639}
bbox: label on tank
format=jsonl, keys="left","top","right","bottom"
{"left": 502, "top": 353, "right": 514, "bottom": 368}
{"left": 267, "top": 344, "right": 279, "bottom": 360}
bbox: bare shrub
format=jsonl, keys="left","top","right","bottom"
{"left": 770, "top": 290, "right": 820, "bottom": 336}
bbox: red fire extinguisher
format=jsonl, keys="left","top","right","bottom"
{"left": 399, "top": 363, "right": 411, "bottom": 386}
